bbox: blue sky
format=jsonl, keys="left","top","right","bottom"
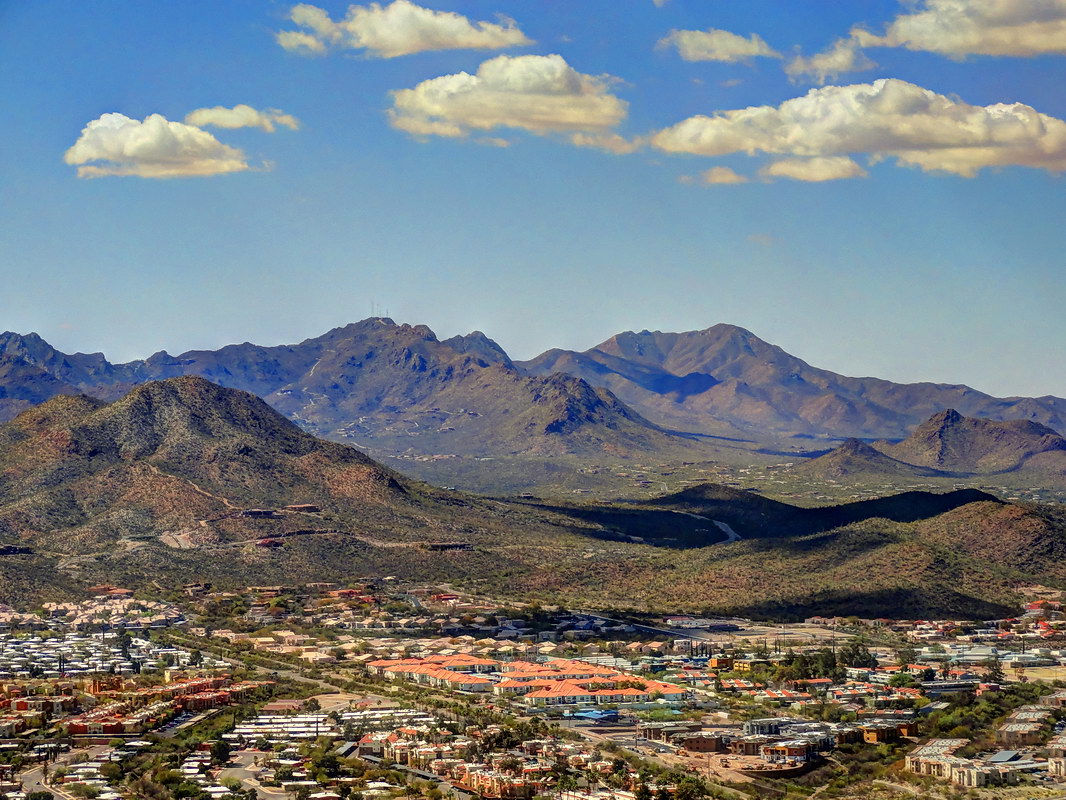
{"left": 1, "top": 0, "right": 1064, "bottom": 397}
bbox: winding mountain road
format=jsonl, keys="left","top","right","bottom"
{"left": 673, "top": 511, "right": 742, "bottom": 543}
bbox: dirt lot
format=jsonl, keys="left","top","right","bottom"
{"left": 307, "top": 691, "right": 396, "bottom": 711}
{"left": 697, "top": 622, "right": 856, "bottom": 650}
{"left": 1007, "top": 665, "right": 1066, "bottom": 683}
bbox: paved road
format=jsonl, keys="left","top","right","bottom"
{"left": 20, "top": 745, "right": 110, "bottom": 800}
{"left": 672, "top": 512, "right": 742, "bottom": 543}
{"left": 218, "top": 751, "right": 289, "bottom": 800}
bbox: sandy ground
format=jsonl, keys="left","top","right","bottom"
{"left": 1007, "top": 665, "right": 1066, "bottom": 683}
{"left": 307, "top": 691, "right": 396, "bottom": 712}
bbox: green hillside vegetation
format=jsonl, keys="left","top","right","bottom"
{"left": 0, "top": 377, "right": 1064, "bottom": 620}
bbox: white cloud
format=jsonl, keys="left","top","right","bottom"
{"left": 852, "top": 0, "right": 1066, "bottom": 57}
{"left": 760, "top": 156, "right": 868, "bottom": 181}
{"left": 185, "top": 104, "right": 300, "bottom": 133}
{"left": 389, "top": 54, "right": 628, "bottom": 143}
{"left": 651, "top": 78, "right": 1066, "bottom": 177}
{"left": 658, "top": 28, "right": 781, "bottom": 63}
{"left": 699, "top": 166, "right": 748, "bottom": 184}
{"left": 569, "top": 132, "right": 643, "bottom": 154}
{"left": 652, "top": 0, "right": 669, "bottom": 7}
{"left": 64, "top": 113, "right": 250, "bottom": 179}
{"left": 785, "top": 37, "right": 877, "bottom": 84}
{"left": 276, "top": 0, "right": 531, "bottom": 58}
{"left": 275, "top": 29, "right": 327, "bottom": 54}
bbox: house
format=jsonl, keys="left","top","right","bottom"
{"left": 673, "top": 733, "right": 726, "bottom": 753}
{"left": 996, "top": 722, "right": 1044, "bottom": 747}
{"left": 860, "top": 723, "right": 900, "bottom": 744}
{"left": 761, "top": 740, "right": 816, "bottom": 764}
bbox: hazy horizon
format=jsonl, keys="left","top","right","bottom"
{"left": 8, "top": 314, "right": 1066, "bottom": 403}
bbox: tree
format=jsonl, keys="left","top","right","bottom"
{"left": 312, "top": 752, "right": 341, "bottom": 777}
{"left": 895, "top": 645, "right": 919, "bottom": 669}
{"left": 838, "top": 640, "right": 877, "bottom": 669}
{"left": 99, "top": 762, "right": 123, "bottom": 782}
{"left": 889, "top": 673, "right": 917, "bottom": 688}
{"left": 557, "top": 774, "right": 577, "bottom": 795}
{"left": 674, "top": 777, "right": 707, "bottom": 800}
{"left": 983, "top": 656, "right": 1005, "bottom": 684}
{"left": 635, "top": 784, "right": 652, "bottom": 800}
{"left": 211, "top": 739, "right": 233, "bottom": 765}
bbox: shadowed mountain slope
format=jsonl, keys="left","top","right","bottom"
{"left": 635, "top": 483, "right": 997, "bottom": 543}
{"left": 0, "top": 355, "right": 83, "bottom": 423}
{"left": 513, "top": 484, "right": 1066, "bottom": 620}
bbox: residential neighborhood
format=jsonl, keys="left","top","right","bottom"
{"left": 0, "top": 581, "right": 1065, "bottom": 800}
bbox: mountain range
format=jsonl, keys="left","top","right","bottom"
{"left": 518, "top": 326, "right": 1066, "bottom": 439}
{"left": 3, "top": 321, "right": 1065, "bottom": 491}
{"left": 2, "top": 375, "right": 1065, "bottom": 619}
{"left": 0, "top": 323, "right": 695, "bottom": 460}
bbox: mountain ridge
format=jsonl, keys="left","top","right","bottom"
{"left": 517, "top": 324, "right": 1066, "bottom": 439}
{"left": 0, "top": 321, "right": 698, "bottom": 459}
{"left": 3, "top": 321, "right": 1065, "bottom": 465}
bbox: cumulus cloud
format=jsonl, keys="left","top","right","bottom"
{"left": 569, "top": 132, "right": 643, "bottom": 154}
{"left": 389, "top": 54, "right": 628, "bottom": 144}
{"left": 785, "top": 37, "right": 877, "bottom": 84}
{"left": 699, "top": 166, "right": 749, "bottom": 184}
{"left": 185, "top": 104, "right": 300, "bottom": 132}
{"left": 852, "top": 0, "right": 1066, "bottom": 57}
{"left": 657, "top": 28, "right": 781, "bottom": 63}
{"left": 64, "top": 113, "right": 251, "bottom": 178}
{"left": 276, "top": 0, "right": 531, "bottom": 58}
{"left": 651, "top": 78, "right": 1066, "bottom": 177}
{"left": 760, "top": 156, "right": 868, "bottom": 181}
{"left": 275, "top": 29, "right": 327, "bottom": 54}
